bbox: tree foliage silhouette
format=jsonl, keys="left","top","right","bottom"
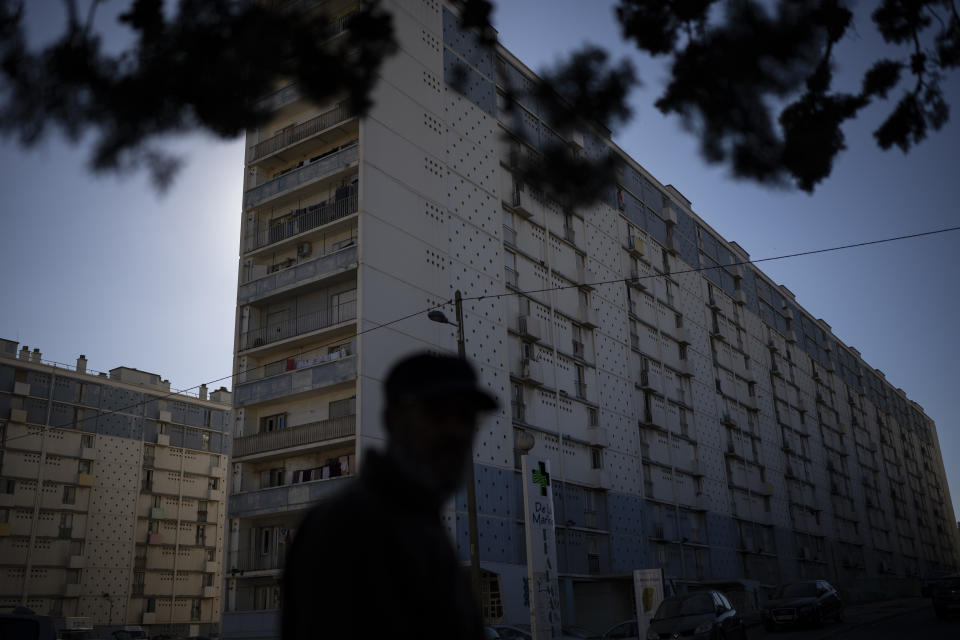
{"left": 0, "top": 0, "right": 956, "bottom": 194}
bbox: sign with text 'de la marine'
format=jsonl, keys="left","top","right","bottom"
{"left": 521, "top": 456, "right": 562, "bottom": 640}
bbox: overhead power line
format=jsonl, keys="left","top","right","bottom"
{"left": 2, "top": 224, "right": 958, "bottom": 448}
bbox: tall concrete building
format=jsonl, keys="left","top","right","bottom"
{"left": 226, "top": 0, "right": 960, "bottom": 635}
{"left": 0, "top": 339, "right": 231, "bottom": 637}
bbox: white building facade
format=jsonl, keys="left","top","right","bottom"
{"left": 0, "top": 340, "right": 231, "bottom": 636}
{"left": 225, "top": 1, "right": 960, "bottom": 636}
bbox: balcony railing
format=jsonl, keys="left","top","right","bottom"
{"left": 229, "top": 474, "right": 353, "bottom": 518}
{"left": 233, "top": 414, "right": 355, "bottom": 458}
{"left": 245, "top": 191, "right": 357, "bottom": 253}
{"left": 235, "top": 353, "right": 356, "bottom": 408}
{"left": 240, "top": 300, "right": 356, "bottom": 351}
{"left": 232, "top": 547, "right": 288, "bottom": 573}
{"left": 244, "top": 144, "right": 358, "bottom": 210}
{"left": 250, "top": 102, "right": 352, "bottom": 162}
{"left": 237, "top": 244, "right": 357, "bottom": 305}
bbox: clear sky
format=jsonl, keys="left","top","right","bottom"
{"left": 1, "top": 2, "right": 958, "bottom": 523}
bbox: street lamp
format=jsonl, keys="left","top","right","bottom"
{"left": 428, "top": 290, "right": 481, "bottom": 609}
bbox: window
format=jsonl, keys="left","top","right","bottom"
{"left": 62, "top": 486, "right": 76, "bottom": 505}
{"left": 197, "top": 501, "right": 208, "bottom": 522}
{"left": 675, "top": 314, "right": 683, "bottom": 329}
{"left": 590, "top": 447, "right": 604, "bottom": 470}
{"left": 0, "top": 508, "right": 9, "bottom": 523}
{"left": 59, "top": 513, "right": 73, "bottom": 538}
{"left": 262, "top": 468, "right": 285, "bottom": 488}
{"left": 480, "top": 570, "right": 504, "bottom": 622}
{"left": 521, "top": 341, "right": 532, "bottom": 360}
{"left": 145, "top": 598, "right": 156, "bottom": 613}
{"left": 208, "top": 477, "right": 219, "bottom": 490}
{"left": 201, "top": 432, "right": 210, "bottom": 450}
{"left": 678, "top": 343, "right": 687, "bottom": 361}
{"left": 261, "top": 528, "right": 275, "bottom": 555}
{"left": 2, "top": 479, "right": 14, "bottom": 495}
{"left": 260, "top": 413, "right": 286, "bottom": 433}
{"left": 191, "top": 599, "right": 202, "bottom": 621}
{"left": 588, "top": 407, "right": 598, "bottom": 427}
{"left": 77, "top": 460, "right": 91, "bottom": 474}
{"left": 196, "top": 524, "right": 206, "bottom": 546}
{"left": 329, "top": 396, "right": 355, "bottom": 419}
{"left": 133, "top": 571, "right": 145, "bottom": 595}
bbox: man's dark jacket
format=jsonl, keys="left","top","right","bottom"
{"left": 282, "top": 450, "right": 484, "bottom": 639}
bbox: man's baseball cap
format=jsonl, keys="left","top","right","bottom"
{"left": 385, "top": 352, "right": 498, "bottom": 411}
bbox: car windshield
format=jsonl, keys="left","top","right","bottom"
{"left": 776, "top": 583, "right": 818, "bottom": 598}
{"left": 654, "top": 593, "right": 714, "bottom": 619}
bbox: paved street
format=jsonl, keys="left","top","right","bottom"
{"left": 748, "top": 598, "right": 958, "bottom": 640}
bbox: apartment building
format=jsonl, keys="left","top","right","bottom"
{"left": 226, "top": 0, "right": 960, "bottom": 635}
{"left": 0, "top": 339, "right": 231, "bottom": 637}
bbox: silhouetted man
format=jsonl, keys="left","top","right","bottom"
{"left": 282, "top": 353, "right": 497, "bottom": 639}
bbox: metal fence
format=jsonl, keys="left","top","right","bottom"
{"left": 240, "top": 300, "right": 356, "bottom": 351}
{"left": 244, "top": 190, "right": 357, "bottom": 252}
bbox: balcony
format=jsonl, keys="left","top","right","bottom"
{"left": 627, "top": 269, "right": 647, "bottom": 290}
{"left": 240, "top": 299, "right": 357, "bottom": 351}
{"left": 503, "top": 225, "right": 517, "bottom": 247}
{"left": 238, "top": 245, "right": 357, "bottom": 306}
{"left": 517, "top": 358, "right": 544, "bottom": 386}
{"left": 249, "top": 102, "right": 353, "bottom": 164}
{"left": 579, "top": 305, "right": 599, "bottom": 328}
{"left": 234, "top": 353, "right": 356, "bottom": 408}
{"left": 229, "top": 475, "right": 353, "bottom": 518}
{"left": 586, "top": 427, "right": 608, "bottom": 448}
{"left": 233, "top": 414, "right": 356, "bottom": 459}
{"left": 506, "top": 187, "right": 535, "bottom": 218}
{"left": 244, "top": 190, "right": 358, "bottom": 253}
{"left": 518, "top": 315, "right": 541, "bottom": 341}
{"left": 505, "top": 267, "right": 518, "bottom": 289}
{"left": 232, "top": 548, "right": 287, "bottom": 573}
{"left": 575, "top": 382, "right": 588, "bottom": 400}
{"left": 243, "top": 143, "right": 359, "bottom": 210}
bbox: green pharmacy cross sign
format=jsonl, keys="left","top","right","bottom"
{"left": 532, "top": 461, "right": 550, "bottom": 496}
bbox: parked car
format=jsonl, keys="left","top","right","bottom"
{"left": 930, "top": 573, "right": 960, "bottom": 618}
{"left": 761, "top": 580, "right": 843, "bottom": 630}
{"left": 601, "top": 620, "right": 637, "bottom": 639}
{"left": 646, "top": 591, "right": 747, "bottom": 640}
{"left": 489, "top": 624, "right": 531, "bottom": 640}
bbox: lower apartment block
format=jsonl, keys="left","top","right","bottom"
{"left": 0, "top": 340, "right": 231, "bottom": 637}
{"left": 225, "top": 1, "right": 960, "bottom": 637}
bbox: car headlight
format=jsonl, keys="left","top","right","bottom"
{"left": 645, "top": 628, "right": 659, "bottom": 640}
{"left": 694, "top": 621, "right": 714, "bottom": 635}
